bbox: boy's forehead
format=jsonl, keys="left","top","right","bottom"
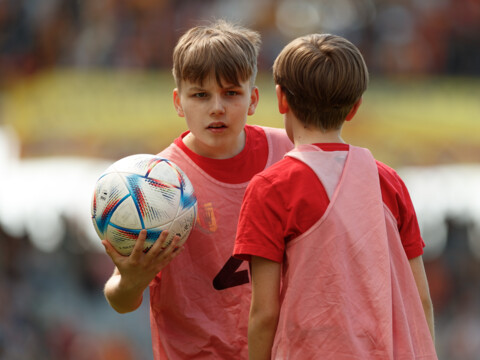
{"left": 180, "top": 75, "right": 248, "bottom": 89}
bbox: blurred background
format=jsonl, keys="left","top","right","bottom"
{"left": 1, "top": 0, "right": 480, "bottom": 359}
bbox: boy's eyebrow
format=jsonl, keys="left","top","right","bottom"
{"left": 222, "top": 83, "right": 241, "bottom": 89}
{"left": 186, "top": 85, "right": 206, "bottom": 91}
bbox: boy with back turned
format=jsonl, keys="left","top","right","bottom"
{"left": 234, "top": 34, "right": 437, "bottom": 359}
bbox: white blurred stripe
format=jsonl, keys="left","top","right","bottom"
{"left": 2, "top": 126, "right": 480, "bottom": 258}
{"left": 0, "top": 126, "right": 111, "bottom": 252}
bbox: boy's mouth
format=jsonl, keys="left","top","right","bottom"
{"left": 207, "top": 122, "right": 227, "bottom": 130}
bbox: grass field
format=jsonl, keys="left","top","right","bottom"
{"left": 2, "top": 70, "right": 480, "bottom": 167}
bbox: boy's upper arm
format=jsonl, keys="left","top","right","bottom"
{"left": 250, "top": 256, "right": 282, "bottom": 313}
{"left": 234, "top": 174, "right": 286, "bottom": 263}
{"left": 378, "top": 162, "right": 425, "bottom": 259}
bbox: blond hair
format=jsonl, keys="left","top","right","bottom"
{"left": 172, "top": 20, "right": 261, "bottom": 89}
{"left": 273, "top": 34, "right": 369, "bottom": 131}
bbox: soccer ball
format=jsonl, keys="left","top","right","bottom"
{"left": 91, "top": 154, "right": 197, "bottom": 256}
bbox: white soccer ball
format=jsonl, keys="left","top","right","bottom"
{"left": 91, "top": 154, "right": 197, "bottom": 256}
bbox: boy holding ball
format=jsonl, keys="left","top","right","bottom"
{"left": 102, "top": 20, "right": 293, "bottom": 359}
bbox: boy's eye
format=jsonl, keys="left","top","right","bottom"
{"left": 194, "top": 92, "right": 208, "bottom": 98}
{"left": 225, "top": 91, "right": 238, "bottom": 96}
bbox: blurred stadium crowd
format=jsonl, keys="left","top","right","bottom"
{"left": 1, "top": 0, "right": 480, "bottom": 359}
{"left": 1, "top": 0, "right": 480, "bottom": 89}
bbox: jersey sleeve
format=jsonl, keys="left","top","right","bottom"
{"left": 396, "top": 175, "right": 425, "bottom": 259}
{"left": 233, "top": 174, "right": 286, "bottom": 263}
{"left": 377, "top": 162, "right": 425, "bottom": 259}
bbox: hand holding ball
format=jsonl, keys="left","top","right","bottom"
{"left": 91, "top": 154, "right": 197, "bottom": 256}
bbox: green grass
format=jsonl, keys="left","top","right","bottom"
{"left": 346, "top": 76, "right": 480, "bottom": 166}
{"left": 3, "top": 70, "right": 480, "bottom": 167}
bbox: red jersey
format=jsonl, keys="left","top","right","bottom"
{"left": 234, "top": 143, "right": 425, "bottom": 263}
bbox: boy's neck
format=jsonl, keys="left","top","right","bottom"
{"left": 292, "top": 124, "right": 345, "bottom": 146}
{"left": 183, "top": 129, "right": 246, "bottom": 159}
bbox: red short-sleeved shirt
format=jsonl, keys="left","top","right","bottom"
{"left": 174, "top": 125, "right": 268, "bottom": 184}
{"left": 234, "top": 143, "right": 425, "bottom": 262}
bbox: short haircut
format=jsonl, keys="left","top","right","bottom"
{"left": 172, "top": 20, "right": 261, "bottom": 89}
{"left": 273, "top": 34, "right": 369, "bottom": 131}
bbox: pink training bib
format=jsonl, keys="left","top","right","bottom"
{"left": 272, "top": 145, "right": 437, "bottom": 359}
{"left": 149, "top": 126, "right": 292, "bottom": 360}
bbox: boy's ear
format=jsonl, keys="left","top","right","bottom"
{"left": 275, "top": 85, "right": 289, "bottom": 114}
{"left": 345, "top": 98, "right": 362, "bottom": 121}
{"left": 247, "top": 87, "right": 260, "bottom": 116}
{"left": 173, "top": 88, "right": 185, "bottom": 117}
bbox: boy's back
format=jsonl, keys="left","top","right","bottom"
{"left": 274, "top": 145, "right": 435, "bottom": 358}
{"left": 235, "top": 143, "right": 425, "bottom": 262}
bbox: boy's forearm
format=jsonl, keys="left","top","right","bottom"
{"left": 422, "top": 294, "right": 435, "bottom": 343}
{"left": 408, "top": 256, "right": 435, "bottom": 343}
{"left": 248, "top": 256, "right": 281, "bottom": 359}
{"left": 104, "top": 274, "right": 145, "bottom": 314}
{"left": 248, "top": 315, "right": 278, "bottom": 360}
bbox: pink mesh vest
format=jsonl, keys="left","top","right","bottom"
{"left": 149, "top": 126, "right": 292, "bottom": 359}
{"left": 272, "top": 145, "right": 437, "bottom": 359}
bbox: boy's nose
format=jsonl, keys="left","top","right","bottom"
{"left": 210, "top": 95, "right": 225, "bottom": 116}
